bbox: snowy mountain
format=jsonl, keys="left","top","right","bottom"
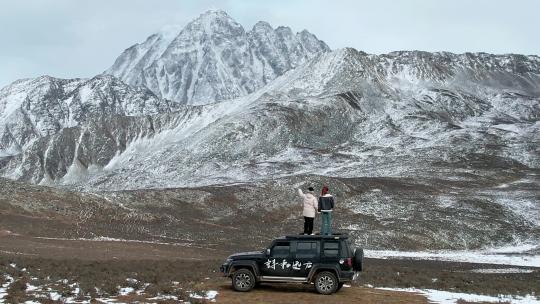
{"left": 66, "top": 48, "right": 539, "bottom": 189}
{"left": 1, "top": 48, "right": 539, "bottom": 187}
{"left": 0, "top": 74, "right": 178, "bottom": 182}
{"left": 105, "top": 10, "right": 330, "bottom": 105}
{"left": 0, "top": 10, "right": 539, "bottom": 251}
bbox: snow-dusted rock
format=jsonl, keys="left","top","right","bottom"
{"left": 105, "top": 10, "right": 330, "bottom": 105}
{"left": 0, "top": 74, "right": 178, "bottom": 182}
{"left": 2, "top": 46, "right": 540, "bottom": 187}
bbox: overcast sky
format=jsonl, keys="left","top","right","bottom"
{"left": 1, "top": 0, "right": 539, "bottom": 88}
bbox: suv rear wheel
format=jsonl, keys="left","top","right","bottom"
{"left": 232, "top": 269, "right": 255, "bottom": 292}
{"left": 314, "top": 271, "right": 338, "bottom": 295}
{"left": 353, "top": 248, "right": 363, "bottom": 271}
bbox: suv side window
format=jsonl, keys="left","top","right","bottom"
{"left": 323, "top": 241, "right": 339, "bottom": 257}
{"left": 296, "top": 241, "right": 318, "bottom": 259}
{"left": 341, "top": 239, "right": 353, "bottom": 257}
{"left": 272, "top": 242, "right": 290, "bottom": 258}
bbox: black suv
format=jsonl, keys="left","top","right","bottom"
{"left": 220, "top": 234, "right": 363, "bottom": 294}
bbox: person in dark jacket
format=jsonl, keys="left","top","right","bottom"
{"left": 318, "top": 185, "right": 335, "bottom": 235}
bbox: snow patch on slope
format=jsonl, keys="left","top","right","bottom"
{"left": 365, "top": 243, "right": 540, "bottom": 267}
{"left": 377, "top": 287, "right": 539, "bottom": 304}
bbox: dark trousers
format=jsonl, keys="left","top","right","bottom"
{"left": 303, "top": 216, "right": 314, "bottom": 235}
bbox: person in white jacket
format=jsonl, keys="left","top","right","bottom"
{"left": 298, "top": 187, "right": 318, "bottom": 235}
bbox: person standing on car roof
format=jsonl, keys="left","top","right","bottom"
{"left": 298, "top": 187, "right": 318, "bottom": 235}
{"left": 318, "top": 185, "right": 335, "bottom": 235}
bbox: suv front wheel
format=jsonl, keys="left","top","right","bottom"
{"left": 314, "top": 271, "right": 338, "bottom": 295}
{"left": 232, "top": 269, "right": 256, "bottom": 292}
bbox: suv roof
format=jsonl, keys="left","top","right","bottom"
{"left": 276, "top": 233, "right": 350, "bottom": 241}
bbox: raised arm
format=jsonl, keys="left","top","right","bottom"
{"left": 297, "top": 188, "right": 305, "bottom": 198}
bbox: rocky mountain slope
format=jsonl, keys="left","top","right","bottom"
{"left": 54, "top": 48, "right": 539, "bottom": 190}
{"left": 0, "top": 74, "right": 178, "bottom": 182}
{"left": 1, "top": 174, "right": 538, "bottom": 252}
{"left": 1, "top": 47, "right": 539, "bottom": 189}
{"left": 105, "top": 10, "right": 330, "bottom": 105}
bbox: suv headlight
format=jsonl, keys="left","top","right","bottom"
{"left": 224, "top": 258, "right": 233, "bottom": 264}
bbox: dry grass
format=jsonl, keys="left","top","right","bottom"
{"left": 359, "top": 258, "right": 540, "bottom": 297}
{"left": 0, "top": 256, "right": 221, "bottom": 299}
{"left": 5, "top": 276, "right": 30, "bottom": 304}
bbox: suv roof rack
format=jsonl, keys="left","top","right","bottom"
{"left": 282, "top": 233, "right": 349, "bottom": 240}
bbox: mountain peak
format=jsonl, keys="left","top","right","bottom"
{"left": 192, "top": 9, "right": 237, "bottom": 26}
{"left": 199, "top": 9, "right": 230, "bottom": 18}
{"left": 252, "top": 21, "right": 273, "bottom": 31}
{"left": 177, "top": 9, "right": 243, "bottom": 39}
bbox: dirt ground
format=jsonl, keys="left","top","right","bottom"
{"left": 0, "top": 231, "right": 209, "bottom": 261}
{"left": 208, "top": 280, "right": 428, "bottom": 304}
{"left": 1, "top": 232, "right": 538, "bottom": 303}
